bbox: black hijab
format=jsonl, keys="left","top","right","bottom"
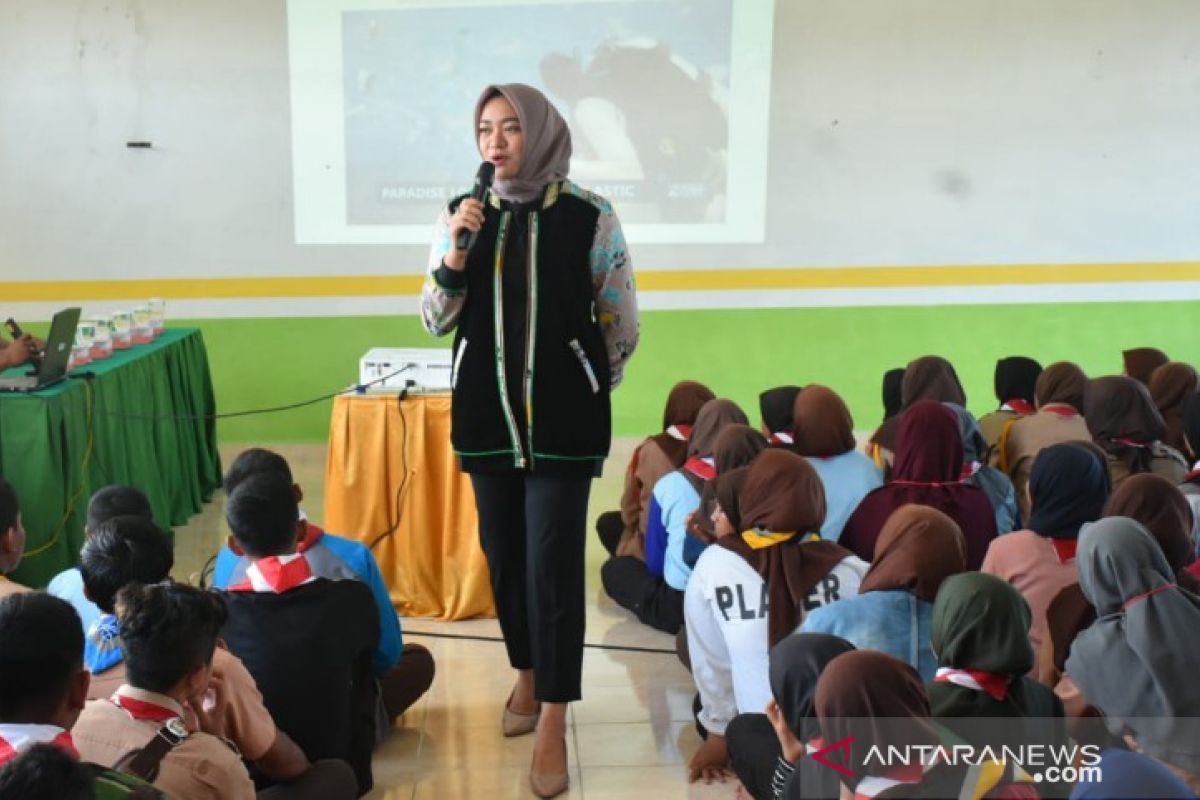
{"left": 994, "top": 356, "right": 1042, "bottom": 408}
{"left": 1027, "top": 442, "right": 1111, "bottom": 539}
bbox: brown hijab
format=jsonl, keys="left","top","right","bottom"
{"left": 792, "top": 385, "right": 856, "bottom": 458}
{"left": 717, "top": 450, "right": 851, "bottom": 646}
{"left": 679, "top": 399, "right": 750, "bottom": 493}
{"left": 691, "top": 426, "right": 767, "bottom": 539}
{"left": 1104, "top": 473, "right": 1198, "bottom": 581}
{"left": 1035, "top": 361, "right": 1089, "bottom": 412}
{"left": 1123, "top": 347, "right": 1170, "bottom": 386}
{"left": 859, "top": 504, "right": 968, "bottom": 602}
{"left": 1149, "top": 362, "right": 1200, "bottom": 454}
{"left": 1084, "top": 376, "right": 1168, "bottom": 474}
{"left": 475, "top": 84, "right": 572, "bottom": 203}
{"left": 649, "top": 380, "right": 716, "bottom": 467}
{"left": 713, "top": 467, "right": 752, "bottom": 534}
{"left": 871, "top": 356, "right": 966, "bottom": 450}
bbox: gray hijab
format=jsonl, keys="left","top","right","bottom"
{"left": 1066, "top": 516, "right": 1200, "bottom": 773}
{"left": 475, "top": 84, "right": 572, "bottom": 203}
{"left": 944, "top": 403, "right": 1018, "bottom": 533}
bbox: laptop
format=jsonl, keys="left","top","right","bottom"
{"left": 0, "top": 308, "right": 82, "bottom": 392}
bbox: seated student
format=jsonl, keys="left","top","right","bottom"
{"left": 928, "top": 572, "right": 1066, "bottom": 761}
{"left": 1181, "top": 393, "right": 1200, "bottom": 538}
{"left": 681, "top": 424, "right": 768, "bottom": 570}
{"left": 602, "top": 398, "right": 747, "bottom": 634}
{"left": 78, "top": 515, "right": 340, "bottom": 795}
{"left": 1123, "top": 346, "right": 1170, "bottom": 386}
{"left": 758, "top": 386, "right": 802, "bottom": 447}
{"left": 596, "top": 380, "right": 715, "bottom": 558}
{"left": 1150, "top": 362, "right": 1200, "bottom": 455}
{"left": 842, "top": 401, "right": 998, "bottom": 570}
{"left": 0, "top": 742, "right": 100, "bottom": 800}
{"left": 0, "top": 479, "right": 29, "bottom": 597}
{"left": 73, "top": 583, "right": 261, "bottom": 800}
{"left": 1066, "top": 517, "right": 1200, "bottom": 792}
{"left": 977, "top": 355, "right": 1042, "bottom": 448}
{"left": 1085, "top": 376, "right": 1189, "bottom": 489}
{"left": 866, "top": 356, "right": 966, "bottom": 471}
{"left": 995, "top": 362, "right": 1092, "bottom": 521}
{"left": 214, "top": 448, "right": 433, "bottom": 726}
{"left": 48, "top": 486, "right": 155, "bottom": 636}
{"left": 814, "top": 650, "right": 1036, "bottom": 799}
{"left": 1069, "top": 749, "right": 1196, "bottom": 800}
{"left": 982, "top": 443, "right": 1110, "bottom": 662}
{"left": 801, "top": 504, "right": 967, "bottom": 681}
{"left": 0, "top": 592, "right": 163, "bottom": 799}
{"left": 944, "top": 403, "right": 1019, "bottom": 533}
{"left": 790, "top": 386, "right": 882, "bottom": 542}
{"left": 219, "top": 472, "right": 380, "bottom": 796}
{"left": 725, "top": 634, "right": 855, "bottom": 800}
{"left": 684, "top": 452, "right": 867, "bottom": 783}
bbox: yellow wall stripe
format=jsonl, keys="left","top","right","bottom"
{"left": 3, "top": 261, "right": 1200, "bottom": 301}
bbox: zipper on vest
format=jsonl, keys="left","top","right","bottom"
{"left": 491, "top": 212, "right": 525, "bottom": 468}
{"left": 524, "top": 211, "right": 539, "bottom": 470}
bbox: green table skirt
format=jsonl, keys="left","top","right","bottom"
{"left": 0, "top": 328, "right": 221, "bottom": 587}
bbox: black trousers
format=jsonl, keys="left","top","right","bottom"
{"left": 727, "top": 713, "right": 783, "bottom": 800}
{"left": 600, "top": 555, "right": 684, "bottom": 634}
{"left": 470, "top": 472, "right": 591, "bottom": 703}
{"left": 595, "top": 509, "right": 624, "bottom": 556}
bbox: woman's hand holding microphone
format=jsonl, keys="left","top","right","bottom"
{"left": 444, "top": 198, "right": 486, "bottom": 271}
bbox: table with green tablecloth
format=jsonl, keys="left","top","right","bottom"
{"left": 0, "top": 328, "right": 221, "bottom": 587}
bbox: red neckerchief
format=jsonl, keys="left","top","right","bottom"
{"left": 854, "top": 762, "right": 927, "bottom": 798}
{"left": 228, "top": 553, "right": 315, "bottom": 594}
{"left": 1051, "top": 538, "right": 1078, "bottom": 563}
{"left": 111, "top": 689, "right": 182, "bottom": 723}
{"left": 684, "top": 457, "right": 716, "bottom": 481}
{"left": 935, "top": 667, "right": 1011, "bottom": 701}
{"left": 769, "top": 431, "right": 794, "bottom": 446}
{"left": 0, "top": 725, "right": 78, "bottom": 766}
{"left": 226, "top": 521, "right": 323, "bottom": 558}
{"left": 1122, "top": 583, "right": 1177, "bottom": 612}
{"left": 1114, "top": 437, "right": 1149, "bottom": 449}
{"left": 1187, "top": 562, "right": 1200, "bottom": 579}
{"left": 667, "top": 424, "right": 692, "bottom": 441}
{"left": 1040, "top": 403, "right": 1079, "bottom": 418}
{"left": 1003, "top": 399, "right": 1036, "bottom": 415}
{"left": 1184, "top": 463, "right": 1200, "bottom": 483}
{"left": 959, "top": 461, "right": 982, "bottom": 480}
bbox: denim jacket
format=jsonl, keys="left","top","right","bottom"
{"left": 798, "top": 589, "right": 937, "bottom": 681}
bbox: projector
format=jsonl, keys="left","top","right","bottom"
{"left": 359, "top": 347, "right": 453, "bottom": 394}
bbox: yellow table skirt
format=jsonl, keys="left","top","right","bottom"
{"left": 324, "top": 393, "right": 495, "bottom": 620}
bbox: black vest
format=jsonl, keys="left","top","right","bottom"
{"left": 449, "top": 183, "right": 612, "bottom": 476}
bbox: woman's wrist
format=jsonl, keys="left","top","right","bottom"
{"left": 443, "top": 251, "right": 467, "bottom": 271}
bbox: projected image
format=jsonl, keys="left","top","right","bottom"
{"left": 290, "top": 0, "right": 773, "bottom": 246}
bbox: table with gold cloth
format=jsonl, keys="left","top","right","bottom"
{"left": 323, "top": 392, "right": 495, "bottom": 620}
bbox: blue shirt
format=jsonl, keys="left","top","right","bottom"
{"left": 214, "top": 525, "right": 403, "bottom": 674}
{"left": 800, "top": 589, "right": 938, "bottom": 681}
{"left": 47, "top": 567, "right": 103, "bottom": 637}
{"left": 645, "top": 471, "right": 701, "bottom": 592}
{"left": 807, "top": 451, "right": 884, "bottom": 541}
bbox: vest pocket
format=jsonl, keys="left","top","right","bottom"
{"left": 568, "top": 338, "right": 600, "bottom": 394}
{"left": 451, "top": 338, "right": 468, "bottom": 390}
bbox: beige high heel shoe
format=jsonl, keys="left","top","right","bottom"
{"left": 502, "top": 691, "right": 540, "bottom": 737}
{"left": 529, "top": 735, "right": 568, "bottom": 798}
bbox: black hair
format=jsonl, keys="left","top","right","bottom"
{"left": 85, "top": 486, "right": 152, "bottom": 533}
{"left": 0, "top": 743, "right": 95, "bottom": 800}
{"left": 224, "top": 472, "right": 299, "bottom": 558}
{"left": 0, "top": 593, "right": 83, "bottom": 723}
{"left": 222, "top": 448, "right": 293, "bottom": 496}
{"left": 79, "top": 516, "right": 174, "bottom": 615}
{"left": 0, "top": 479, "right": 18, "bottom": 538}
{"left": 116, "top": 581, "right": 227, "bottom": 694}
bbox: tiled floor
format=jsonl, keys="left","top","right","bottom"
{"left": 174, "top": 441, "right": 739, "bottom": 799}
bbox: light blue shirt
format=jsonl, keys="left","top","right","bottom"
{"left": 799, "top": 589, "right": 938, "bottom": 681}
{"left": 651, "top": 471, "right": 701, "bottom": 592}
{"left": 807, "top": 451, "right": 884, "bottom": 541}
{"left": 47, "top": 567, "right": 103, "bottom": 636}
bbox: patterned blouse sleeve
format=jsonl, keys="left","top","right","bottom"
{"left": 590, "top": 202, "right": 639, "bottom": 388}
{"left": 419, "top": 205, "right": 466, "bottom": 337}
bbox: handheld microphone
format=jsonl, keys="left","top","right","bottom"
{"left": 455, "top": 161, "right": 496, "bottom": 251}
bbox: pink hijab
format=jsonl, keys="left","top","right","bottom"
{"left": 475, "top": 84, "right": 572, "bottom": 202}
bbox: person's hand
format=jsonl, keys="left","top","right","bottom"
{"left": 445, "top": 198, "right": 485, "bottom": 270}
{"left": 190, "top": 674, "right": 228, "bottom": 737}
{"left": 0, "top": 334, "right": 39, "bottom": 369}
{"left": 766, "top": 698, "right": 806, "bottom": 765}
{"left": 688, "top": 734, "right": 729, "bottom": 784}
